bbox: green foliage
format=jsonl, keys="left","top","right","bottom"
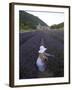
{"left": 19, "top": 11, "right": 48, "bottom": 31}
{"left": 50, "top": 22, "right": 64, "bottom": 29}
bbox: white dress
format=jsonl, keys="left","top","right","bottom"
{"left": 36, "top": 57, "right": 46, "bottom": 72}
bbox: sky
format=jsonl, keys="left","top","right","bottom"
{"left": 25, "top": 10, "right": 64, "bottom": 26}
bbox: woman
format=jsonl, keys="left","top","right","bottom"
{"left": 36, "top": 45, "right": 52, "bottom": 72}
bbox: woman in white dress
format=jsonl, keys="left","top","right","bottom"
{"left": 36, "top": 37, "right": 55, "bottom": 72}
{"left": 36, "top": 45, "right": 54, "bottom": 72}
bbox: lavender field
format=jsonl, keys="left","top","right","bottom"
{"left": 19, "top": 30, "right": 64, "bottom": 79}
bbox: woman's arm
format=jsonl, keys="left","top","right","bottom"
{"left": 44, "top": 52, "right": 55, "bottom": 57}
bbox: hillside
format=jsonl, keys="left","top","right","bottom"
{"left": 50, "top": 22, "right": 64, "bottom": 29}
{"left": 19, "top": 11, "right": 48, "bottom": 32}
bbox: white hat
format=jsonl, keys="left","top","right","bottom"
{"left": 38, "top": 45, "right": 47, "bottom": 53}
